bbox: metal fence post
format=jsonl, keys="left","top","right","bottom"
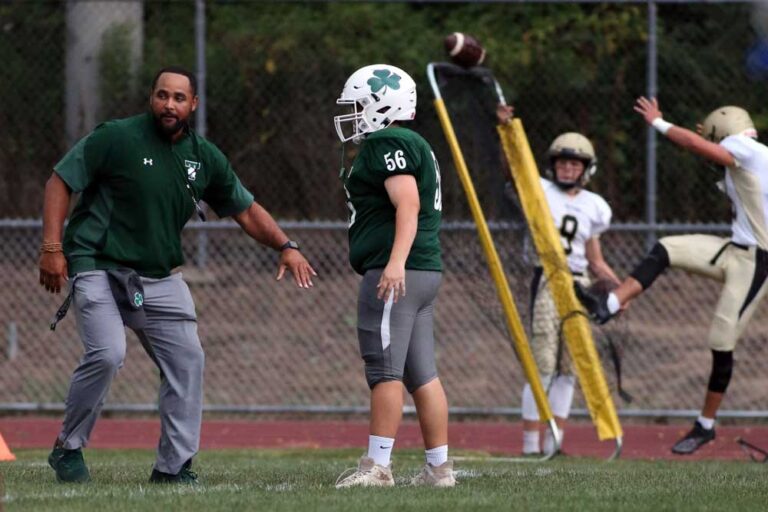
{"left": 7, "top": 322, "right": 18, "bottom": 361}
{"left": 195, "top": 0, "right": 209, "bottom": 268}
{"left": 645, "top": 0, "right": 659, "bottom": 250}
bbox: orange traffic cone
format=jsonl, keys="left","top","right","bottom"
{"left": 0, "top": 432, "right": 15, "bottom": 461}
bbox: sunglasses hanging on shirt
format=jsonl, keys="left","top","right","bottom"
{"left": 184, "top": 181, "right": 207, "bottom": 222}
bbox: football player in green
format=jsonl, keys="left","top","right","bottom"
{"left": 334, "top": 64, "right": 454, "bottom": 488}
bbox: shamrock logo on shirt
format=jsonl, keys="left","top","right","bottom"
{"left": 367, "top": 69, "right": 401, "bottom": 94}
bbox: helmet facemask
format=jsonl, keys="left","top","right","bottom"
{"left": 334, "top": 96, "right": 374, "bottom": 144}
{"left": 546, "top": 132, "right": 597, "bottom": 190}
{"left": 550, "top": 156, "right": 591, "bottom": 190}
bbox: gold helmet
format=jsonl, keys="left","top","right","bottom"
{"left": 701, "top": 106, "right": 756, "bottom": 143}
{"left": 546, "top": 132, "right": 597, "bottom": 188}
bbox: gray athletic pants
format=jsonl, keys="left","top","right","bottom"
{"left": 357, "top": 269, "right": 442, "bottom": 393}
{"left": 58, "top": 270, "right": 203, "bottom": 475}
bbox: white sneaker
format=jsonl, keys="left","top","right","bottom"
{"left": 335, "top": 456, "right": 394, "bottom": 489}
{"left": 410, "top": 460, "right": 456, "bottom": 487}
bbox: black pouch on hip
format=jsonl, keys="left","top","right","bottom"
{"left": 106, "top": 268, "right": 147, "bottom": 330}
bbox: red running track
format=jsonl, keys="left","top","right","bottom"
{"left": 1, "top": 418, "right": 765, "bottom": 461}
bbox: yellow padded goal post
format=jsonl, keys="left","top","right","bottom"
{"left": 429, "top": 90, "right": 559, "bottom": 451}
{"left": 497, "top": 118, "right": 622, "bottom": 443}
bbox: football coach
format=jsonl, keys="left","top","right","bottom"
{"left": 39, "top": 66, "right": 316, "bottom": 484}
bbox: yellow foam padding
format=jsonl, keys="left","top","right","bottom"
{"left": 432, "top": 98, "right": 554, "bottom": 423}
{"left": 497, "top": 119, "right": 622, "bottom": 441}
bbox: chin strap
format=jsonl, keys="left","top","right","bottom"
{"left": 338, "top": 142, "right": 347, "bottom": 179}
{"left": 554, "top": 180, "right": 579, "bottom": 191}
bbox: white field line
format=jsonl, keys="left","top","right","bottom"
{"left": 2, "top": 482, "right": 297, "bottom": 503}
{"left": 453, "top": 469, "right": 483, "bottom": 479}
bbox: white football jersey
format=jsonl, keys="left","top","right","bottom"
{"left": 541, "top": 177, "right": 612, "bottom": 273}
{"left": 720, "top": 135, "right": 768, "bottom": 249}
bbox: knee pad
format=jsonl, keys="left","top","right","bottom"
{"left": 707, "top": 350, "right": 733, "bottom": 393}
{"left": 629, "top": 242, "right": 670, "bottom": 289}
{"left": 404, "top": 373, "right": 438, "bottom": 394}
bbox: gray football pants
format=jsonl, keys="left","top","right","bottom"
{"left": 357, "top": 269, "right": 442, "bottom": 393}
{"left": 58, "top": 270, "right": 203, "bottom": 475}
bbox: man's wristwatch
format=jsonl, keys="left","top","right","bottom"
{"left": 280, "top": 240, "right": 300, "bottom": 252}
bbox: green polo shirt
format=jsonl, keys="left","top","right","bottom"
{"left": 55, "top": 113, "right": 254, "bottom": 278}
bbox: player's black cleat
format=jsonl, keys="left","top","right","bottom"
{"left": 573, "top": 282, "right": 614, "bottom": 324}
{"left": 671, "top": 421, "right": 716, "bottom": 455}
{"left": 149, "top": 459, "right": 199, "bottom": 485}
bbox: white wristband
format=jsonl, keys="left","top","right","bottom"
{"left": 651, "top": 117, "right": 674, "bottom": 135}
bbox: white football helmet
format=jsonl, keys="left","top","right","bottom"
{"left": 334, "top": 64, "right": 417, "bottom": 143}
{"left": 546, "top": 132, "right": 597, "bottom": 188}
{"left": 701, "top": 106, "right": 756, "bottom": 143}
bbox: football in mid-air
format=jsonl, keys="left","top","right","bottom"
{"left": 443, "top": 32, "right": 486, "bottom": 68}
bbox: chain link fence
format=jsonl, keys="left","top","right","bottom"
{"left": 2, "top": 0, "right": 768, "bottom": 416}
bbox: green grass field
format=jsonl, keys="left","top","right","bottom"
{"left": 2, "top": 449, "right": 767, "bottom": 511}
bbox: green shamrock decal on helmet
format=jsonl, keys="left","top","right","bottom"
{"left": 367, "top": 69, "right": 401, "bottom": 94}
{"left": 134, "top": 292, "right": 144, "bottom": 308}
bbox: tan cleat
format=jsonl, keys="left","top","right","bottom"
{"left": 410, "top": 459, "right": 456, "bottom": 487}
{"left": 335, "top": 456, "right": 395, "bottom": 489}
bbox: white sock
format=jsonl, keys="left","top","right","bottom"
{"left": 522, "top": 430, "right": 540, "bottom": 454}
{"left": 367, "top": 435, "right": 395, "bottom": 466}
{"left": 697, "top": 416, "right": 715, "bottom": 430}
{"left": 607, "top": 293, "right": 621, "bottom": 314}
{"left": 425, "top": 445, "right": 448, "bottom": 466}
{"left": 543, "top": 427, "right": 563, "bottom": 455}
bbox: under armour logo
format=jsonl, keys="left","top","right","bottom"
{"left": 143, "top": 158, "right": 153, "bottom": 166}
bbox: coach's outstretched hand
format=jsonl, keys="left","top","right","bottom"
{"left": 276, "top": 249, "right": 317, "bottom": 289}
{"left": 634, "top": 96, "right": 663, "bottom": 124}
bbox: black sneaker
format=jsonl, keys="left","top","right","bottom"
{"left": 671, "top": 421, "right": 716, "bottom": 455}
{"left": 574, "top": 282, "right": 614, "bottom": 324}
{"left": 48, "top": 442, "right": 91, "bottom": 483}
{"left": 149, "top": 459, "right": 198, "bottom": 484}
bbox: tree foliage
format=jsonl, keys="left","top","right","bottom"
{"left": 0, "top": 1, "right": 761, "bottom": 222}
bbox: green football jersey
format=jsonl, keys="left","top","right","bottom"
{"left": 343, "top": 126, "right": 442, "bottom": 275}
{"left": 55, "top": 113, "right": 254, "bottom": 278}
